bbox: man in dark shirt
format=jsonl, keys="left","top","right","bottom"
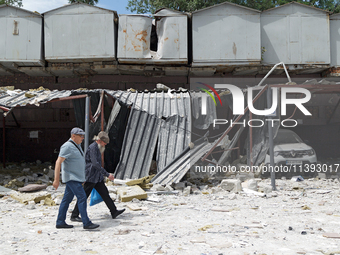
{"left": 70, "top": 131, "right": 125, "bottom": 221}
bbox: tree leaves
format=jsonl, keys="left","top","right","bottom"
{"left": 68, "top": 0, "right": 99, "bottom": 5}
{"left": 0, "top": 0, "right": 23, "bottom": 7}
{"left": 126, "top": 0, "right": 340, "bottom": 14}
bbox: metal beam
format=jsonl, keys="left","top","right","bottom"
{"left": 202, "top": 85, "right": 269, "bottom": 162}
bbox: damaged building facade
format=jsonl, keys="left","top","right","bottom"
{"left": 0, "top": 2, "right": 340, "bottom": 182}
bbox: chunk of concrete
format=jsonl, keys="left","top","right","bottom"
{"left": 174, "top": 182, "right": 186, "bottom": 191}
{"left": 241, "top": 179, "right": 258, "bottom": 191}
{"left": 220, "top": 179, "right": 242, "bottom": 192}
{"left": 45, "top": 169, "right": 55, "bottom": 179}
{"left": 236, "top": 171, "right": 254, "bottom": 182}
{"left": 127, "top": 204, "right": 142, "bottom": 211}
{"left": 5, "top": 179, "right": 25, "bottom": 189}
{"left": 107, "top": 186, "right": 117, "bottom": 194}
{"left": 10, "top": 191, "right": 52, "bottom": 204}
{"left": 117, "top": 185, "right": 147, "bottom": 202}
{"left": 243, "top": 188, "right": 266, "bottom": 197}
{"left": 26, "top": 201, "right": 36, "bottom": 210}
{"left": 44, "top": 197, "right": 56, "bottom": 206}
{"left": 258, "top": 184, "right": 272, "bottom": 193}
{"left": 150, "top": 184, "right": 166, "bottom": 191}
{"left": 183, "top": 186, "right": 191, "bottom": 196}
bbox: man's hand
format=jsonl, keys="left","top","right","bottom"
{"left": 108, "top": 174, "right": 114, "bottom": 181}
{"left": 53, "top": 180, "right": 59, "bottom": 190}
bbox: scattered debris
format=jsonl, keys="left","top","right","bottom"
{"left": 18, "top": 184, "right": 47, "bottom": 192}
{"left": 5, "top": 179, "right": 24, "bottom": 189}
{"left": 243, "top": 188, "right": 266, "bottom": 197}
{"left": 322, "top": 233, "right": 340, "bottom": 239}
{"left": 190, "top": 237, "right": 206, "bottom": 243}
{"left": 127, "top": 204, "right": 142, "bottom": 211}
{"left": 198, "top": 225, "right": 213, "bottom": 231}
{"left": 211, "top": 207, "right": 230, "bottom": 212}
{"left": 10, "top": 191, "right": 52, "bottom": 205}
{"left": 183, "top": 186, "right": 191, "bottom": 196}
{"left": 126, "top": 175, "right": 155, "bottom": 189}
{"left": 220, "top": 179, "right": 242, "bottom": 192}
{"left": 117, "top": 185, "right": 148, "bottom": 202}
{"left": 114, "top": 229, "right": 132, "bottom": 235}
{"left": 146, "top": 191, "right": 179, "bottom": 196}
{"left": 241, "top": 179, "right": 258, "bottom": 191}
{"left": 291, "top": 176, "right": 304, "bottom": 182}
{"left": 301, "top": 205, "right": 311, "bottom": 210}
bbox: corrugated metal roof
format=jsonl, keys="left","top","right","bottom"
{"left": 0, "top": 88, "right": 192, "bottom": 181}
{"left": 0, "top": 87, "right": 73, "bottom": 115}
{"left": 112, "top": 91, "right": 191, "bottom": 180}
{"left": 152, "top": 137, "right": 213, "bottom": 185}
{"left": 157, "top": 115, "right": 190, "bottom": 172}
{"left": 115, "top": 109, "right": 161, "bottom": 179}
{"left": 105, "top": 90, "right": 191, "bottom": 119}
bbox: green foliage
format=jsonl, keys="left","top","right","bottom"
{"left": 68, "top": 0, "right": 99, "bottom": 5}
{"left": 126, "top": 0, "right": 340, "bottom": 14}
{"left": 0, "top": 0, "right": 23, "bottom": 7}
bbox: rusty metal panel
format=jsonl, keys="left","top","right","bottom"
{"left": 261, "top": 2, "right": 330, "bottom": 65}
{"left": 330, "top": 14, "right": 340, "bottom": 67}
{"left": 0, "top": 5, "right": 44, "bottom": 69}
{"left": 154, "top": 9, "right": 188, "bottom": 62}
{"left": 118, "top": 10, "right": 188, "bottom": 64}
{"left": 44, "top": 3, "right": 117, "bottom": 63}
{"left": 155, "top": 16, "right": 187, "bottom": 59}
{"left": 117, "top": 15, "right": 152, "bottom": 60}
{"left": 192, "top": 2, "right": 261, "bottom": 66}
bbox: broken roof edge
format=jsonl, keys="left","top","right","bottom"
{"left": 192, "top": 1, "right": 261, "bottom": 14}
{"left": 0, "top": 4, "right": 42, "bottom": 17}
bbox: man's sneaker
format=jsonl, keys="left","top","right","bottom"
{"left": 70, "top": 216, "right": 82, "bottom": 222}
{"left": 111, "top": 209, "right": 125, "bottom": 219}
{"left": 83, "top": 223, "right": 100, "bottom": 230}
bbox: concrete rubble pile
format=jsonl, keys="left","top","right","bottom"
{"left": 0, "top": 160, "right": 339, "bottom": 215}
{"left": 0, "top": 160, "right": 54, "bottom": 190}
{"left": 1, "top": 170, "right": 340, "bottom": 254}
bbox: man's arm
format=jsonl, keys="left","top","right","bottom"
{"left": 53, "top": 156, "right": 65, "bottom": 190}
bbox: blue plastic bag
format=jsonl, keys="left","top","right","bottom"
{"left": 90, "top": 188, "right": 103, "bottom": 206}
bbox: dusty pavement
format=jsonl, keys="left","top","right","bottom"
{"left": 1, "top": 177, "right": 340, "bottom": 255}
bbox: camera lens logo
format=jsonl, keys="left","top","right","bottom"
{"left": 197, "top": 82, "right": 222, "bottom": 115}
